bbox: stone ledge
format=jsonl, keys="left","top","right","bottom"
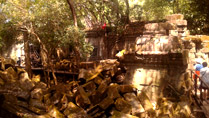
{"left": 165, "top": 14, "right": 184, "bottom": 21}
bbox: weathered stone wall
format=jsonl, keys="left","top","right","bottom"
{"left": 85, "top": 14, "right": 190, "bottom": 60}
{"left": 123, "top": 22, "right": 145, "bottom": 53}
{"left": 85, "top": 29, "right": 106, "bottom": 60}
{"left": 85, "top": 37, "right": 105, "bottom": 60}
{"left": 183, "top": 35, "right": 209, "bottom": 70}
{"left": 85, "top": 15, "right": 197, "bottom": 105}
{"left": 85, "top": 22, "right": 145, "bottom": 60}
{"left": 123, "top": 65, "right": 167, "bottom": 101}
{"left": 121, "top": 14, "right": 191, "bottom": 103}
{"left": 135, "top": 14, "right": 189, "bottom": 54}
{"left": 85, "top": 15, "right": 193, "bottom": 104}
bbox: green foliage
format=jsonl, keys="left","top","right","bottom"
{"left": 0, "top": 22, "right": 18, "bottom": 51}
{"left": 32, "top": 0, "right": 72, "bottom": 47}
{"left": 1, "top": 0, "right": 209, "bottom": 58}
{"left": 1, "top": 0, "right": 93, "bottom": 60}
{"left": 129, "top": 4, "right": 142, "bottom": 21}
{"left": 75, "top": 0, "right": 142, "bottom": 31}
{"left": 140, "top": 0, "right": 172, "bottom": 21}
{"left": 60, "top": 26, "right": 93, "bottom": 60}
{"left": 184, "top": 0, "right": 209, "bottom": 34}
{"left": 138, "top": 0, "right": 209, "bottom": 34}
{"left": 30, "top": 0, "right": 93, "bottom": 60}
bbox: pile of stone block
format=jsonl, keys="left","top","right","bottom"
{"left": 54, "top": 59, "right": 78, "bottom": 72}
{"left": 73, "top": 59, "right": 147, "bottom": 117}
{"left": 166, "top": 14, "right": 189, "bottom": 37}
{"left": 0, "top": 58, "right": 147, "bottom": 118}
{"left": 135, "top": 14, "right": 190, "bottom": 54}
{"left": 0, "top": 57, "right": 196, "bottom": 118}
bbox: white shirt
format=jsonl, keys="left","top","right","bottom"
{"left": 200, "top": 67, "right": 209, "bottom": 87}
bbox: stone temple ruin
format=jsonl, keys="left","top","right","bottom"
{"left": 122, "top": 14, "right": 190, "bottom": 98}
{"left": 1, "top": 14, "right": 209, "bottom": 117}
{"left": 85, "top": 14, "right": 209, "bottom": 117}
{"left": 86, "top": 14, "right": 192, "bottom": 96}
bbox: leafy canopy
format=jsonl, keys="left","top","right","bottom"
{"left": 0, "top": 0, "right": 93, "bottom": 59}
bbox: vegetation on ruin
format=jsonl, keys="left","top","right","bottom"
{"left": 0, "top": 0, "right": 209, "bottom": 117}
{"left": 0, "top": 0, "right": 209, "bottom": 55}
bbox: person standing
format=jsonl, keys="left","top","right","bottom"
{"left": 17, "top": 57, "right": 21, "bottom": 66}
{"left": 200, "top": 62, "right": 209, "bottom": 99}
{"left": 193, "top": 58, "right": 203, "bottom": 79}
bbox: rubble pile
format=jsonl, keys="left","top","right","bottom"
{"left": 0, "top": 58, "right": 138, "bottom": 118}
{"left": 55, "top": 59, "right": 78, "bottom": 72}
{"left": 0, "top": 57, "right": 195, "bottom": 118}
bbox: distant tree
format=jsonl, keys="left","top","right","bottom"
{"left": 74, "top": 0, "right": 142, "bottom": 32}
{"left": 140, "top": 0, "right": 172, "bottom": 21}
{"left": 137, "top": 0, "right": 209, "bottom": 34}
{"left": 0, "top": 0, "right": 93, "bottom": 86}
{"left": 186, "top": 0, "right": 209, "bottom": 34}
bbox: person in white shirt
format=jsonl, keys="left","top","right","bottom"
{"left": 200, "top": 62, "right": 209, "bottom": 99}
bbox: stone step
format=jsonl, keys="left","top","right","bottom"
{"left": 166, "top": 20, "right": 187, "bottom": 26}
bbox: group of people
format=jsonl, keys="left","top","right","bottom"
{"left": 194, "top": 58, "right": 209, "bottom": 99}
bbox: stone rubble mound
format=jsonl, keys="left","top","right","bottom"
{"left": 55, "top": 59, "right": 78, "bottom": 72}
{"left": 0, "top": 57, "right": 195, "bottom": 118}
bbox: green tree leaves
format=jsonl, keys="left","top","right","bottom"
{"left": 0, "top": 0, "right": 93, "bottom": 60}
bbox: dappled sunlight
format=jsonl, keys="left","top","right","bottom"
{"left": 48, "top": 107, "right": 64, "bottom": 118}
{"left": 132, "top": 68, "right": 143, "bottom": 89}
{"left": 116, "top": 49, "right": 125, "bottom": 58}
{"left": 132, "top": 68, "right": 166, "bottom": 94}
{"left": 152, "top": 102, "right": 157, "bottom": 110}
{"left": 0, "top": 2, "right": 205, "bottom": 115}
{"left": 183, "top": 104, "right": 191, "bottom": 115}
{"left": 32, "top": 74, "right": 41, "bottom": 83}
{"left": 7, "top": 43, "right": 24, "bottom": 61}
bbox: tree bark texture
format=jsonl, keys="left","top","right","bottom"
{"left": 66, "top": 0, "right": 80, "bottom": 66}
{"left": 31, "top": 31, "right": 58, "bottom": 86}
{"left": 23, "top": 32, "right": 32, "bottom": 79}
{"left": 124, "top": 0, "right": 130, "bottom": 24}
{"left": 74, "top": 46, "right": 80, "bottom": 68}
{"left": 66, "top": 0, "right": 78, "bottom": 27}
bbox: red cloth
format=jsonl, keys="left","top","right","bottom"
{"left": 193, "top": 70, "right": 200, "bottom": 79}
{"left": 102, "top": 23, "right": 106, "bottom": 29}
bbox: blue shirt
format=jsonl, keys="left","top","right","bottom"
{"left": 195, "top": 64, "right": 203, "bottom": 71}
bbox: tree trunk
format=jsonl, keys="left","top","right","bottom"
{"left": 124, "top": 0, "right": 130, "bottom": 24}
{"left": 48, "top": 54, "right": 58, "bottom": 85}
{"left": 176, "top": 0, "right": 180, "bottom": 13}
{"left": 66, "top": 0, "right": 78, "bottom": 27}
{"left": 73, "top": 45, "right": 80, "bottom": 67}
{"left": 31, "top": 31, "right": 58, "bottom": 86}
{"left": 23, "top": 32, "right": 32, "bottom": 78}
{"left": 115, "top": 0, "right": 119, "bottom": 22}
{"left": 40, "top": 44, "right": 50, "bottom": 86}
{"left": 66, "top": 0, "right": 80, "bottom": 66}
{"left": 173, "top": 0, "right": 176, "bottom": 13}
